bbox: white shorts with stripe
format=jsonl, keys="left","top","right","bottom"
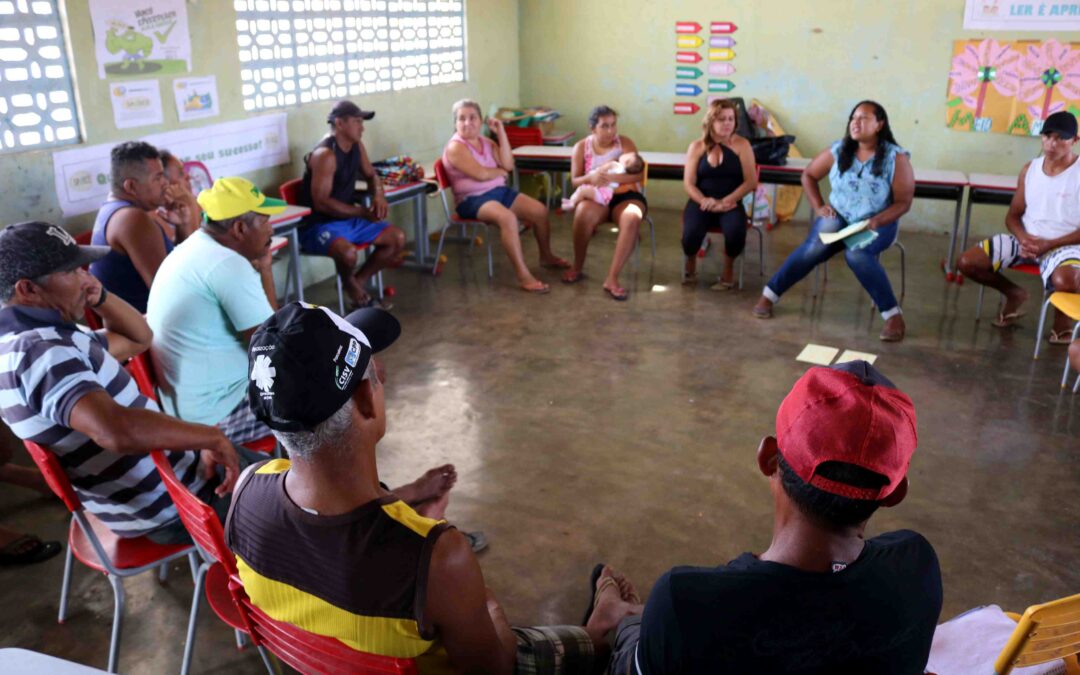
{"left": 980, "top": 234, "right": 1080, "bottom": 288}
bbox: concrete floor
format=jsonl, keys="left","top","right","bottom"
{"left": 2, "top": 206, "right": 1079, "bottom": 673}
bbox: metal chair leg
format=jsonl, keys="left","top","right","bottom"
{"left": 756, "top": 226, "right": 766, "bottom": 277}
{"left": 158, "top": 562, "right": 169, "bottom": 582}
{"left": 1066, "top": 323, "right": 1080, "bottom": 389}
{"left": 976, "top": 285, "right": 985, "bottom": 320}
{"left": 257, "top": 645, "right": 278, "bottom": 674}
{"left": 896, "top": 241, "right": 906, "bottom": 306}
{"left": 187, "top": 551, "right": 199, "bottom": 582}
{"left": 107, "top": 575, "right": 125, "bottom": 673}
{"left": 235, "top": 629, "right": 246, "bottom": 649}
{"left": 1034, "top": 296, "right": 1054, "bottom": 360}
{"left": 335, "top": 274, "right": 345, "bottom": 316}
{"left": 738, "top": 253, "right": 745, "bottom": 290}
{"left": 648, "top": 217, "right": 656, "bottom": 262}
{"left": 486, "top": 233, "right": 494, "bottom": 279}
{"left": 181, "top": 563, "right": 209, "bottom": 675}
{"left": 58, "top": 539, "right": 73, "bottom": 623}
{"left": 375, "top": 271, "right": 384, "bottom": 299}
{"left": 432, "top": 226, "right": 449, "bottom": 275}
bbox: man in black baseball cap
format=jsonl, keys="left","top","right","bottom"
{"left": 957, "top": 110, "right": 1080, "bottom": 337}
{"left": 0, "top": 220, "right": 241, "bottom": 546}
{"left": 294, "top": 99, "right": 406, "bottom": 309}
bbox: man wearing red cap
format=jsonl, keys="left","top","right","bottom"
{"left": 610, "top": 361, "right": 942, "bottom": 674}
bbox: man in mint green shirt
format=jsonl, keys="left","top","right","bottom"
{"left": 147, "top": 177, "right": 283, "bottom": 444}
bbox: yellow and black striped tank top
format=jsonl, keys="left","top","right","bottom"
{"left": 224, "top": 459, "right": 456, "bottom": 672}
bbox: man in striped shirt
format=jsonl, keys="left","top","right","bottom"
{"left": 0, "top": 221, "right": 239, "bottom": 543}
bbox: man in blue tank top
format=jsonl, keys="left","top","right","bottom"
{"left": 298, "top": 100, "right": 407, "bottom": 309}
{"left": 89, "top": 141, "right": 173, "bottom": 313}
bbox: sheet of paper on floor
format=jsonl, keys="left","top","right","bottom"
{"left": 796, "top": 344, "right": 839, "bottom": 366}
{"left": 836, "top": 349, "right": 878, "bottom": 366}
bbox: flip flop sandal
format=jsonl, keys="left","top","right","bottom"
{"left": 752, "top": 305, "right": 773, "bottom": 319}
{"left": 465, "top": 531, "right": 489, "bottom": 553}
{"left": 0, "top": 535, "right": 61, "bottom": 566}
{"left": 521, "top": 282, "right": 551, "bottom": 295}
{"left": 604, "top": 286, "right": 629, "bottom": 302}
{"left": 561, "top": 271, "right": 587, "bottom": 284}
{"left": 991, "top": 310, "right": 1026, "bottom": 328}
{"left": 710, "top": 280, "right": 736, "bottom": 291}
{"left": 1048, "top": 330, "right": 1074, "bottom": 345}
{"left": 581, "top": 563, "right": 606, "bottom": 625}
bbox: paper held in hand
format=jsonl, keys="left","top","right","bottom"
{"left": 819, "top": 219, "right": 871, "bottom": 245}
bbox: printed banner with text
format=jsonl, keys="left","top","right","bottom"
{"left": 52, "top": 113, "right": 290, "bottom": 217}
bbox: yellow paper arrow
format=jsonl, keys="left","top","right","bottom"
{"left": 708, "top": 48, "right": 735, "bottom": 61}
{"left": 676, "top": 35, "right": 704, "bottom": 48}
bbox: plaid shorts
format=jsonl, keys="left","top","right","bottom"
{"left": 513, "top": 625, "right": 595, "bottom": 675}
{"left": 980, "top": 233, "right": 1080, "bottom": 288}
{"left": 217, "top": 396, "right": 272, "bottom": 446}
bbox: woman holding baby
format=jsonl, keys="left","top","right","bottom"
{"left": 561, "top": 105, "right": 647, "bottom": 301}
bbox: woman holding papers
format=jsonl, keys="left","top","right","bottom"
{"left": 752, "top": 101, "right": 914, "bottom": 341}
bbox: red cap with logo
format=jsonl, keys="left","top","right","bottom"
{"left": 775, "top": 361, "right": 917, "bottom": 501}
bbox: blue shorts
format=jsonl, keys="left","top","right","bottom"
{"left": 298, "top": 217, "right": 390, "bottom": 255}
{"left": 456, "top": 186, "right": 519, "bottom": 220}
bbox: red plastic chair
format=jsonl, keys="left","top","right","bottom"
{"left": 503, "top": 126, "right": 555, "bottom": 208}
{"left": 278, "top": 178, "right": 384, "bottom": 314}
{"left": 683, "top": 165, "right": 768, "bottom": 290}
{"left": 151, "top": 452, "right": 418, "bottom": 675}
{"left": 431, "top": 158, "right": 496, "bottom": 278}
{"left": 23, "top": 441, "right": 198, "bottom": 673}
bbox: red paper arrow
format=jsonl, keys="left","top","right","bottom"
{"left": 675, "top": 21, "right": 702, "bottom": 34}
{"left": 676, "top": 51, "right": 702, "bottom": 64}
{"left": 710, "top": 21, "right": 738, "bottom": 34}
{"left": 674, "top": 102, "right": 700, "bottom": 115}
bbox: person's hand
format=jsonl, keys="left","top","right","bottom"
{"left": 85, "top": 273, "right": 106, "bottom": 311}
{"left": 591, "top": 171, "right": 613, "bottom": 186}
{"left": 371, "top": 193, "right": 389, "bottom": 220}
{"left": 699, "top": 197, "right": 717, "bottom": 211}
{"left": 717, "top": 196, "right": 738, "bottom": 212}
{"left": 158, "top": 203, "right": 191, "bottom": 228}
{"left": 486, "top": 117, "right": 504, "bottom": 135}
{"left": 817, "top": 205, "right": 837, "bottom": 219}
{"left": 1021, "top": 236, "right": 1050, "bottom": 258}
{"left": 164, "top": 181, "right": 192, "bottom": 204}
{"left": 200, "top": 436, "right": 240, "bottom": 496}
{"left": 252, "top": 246, "right": 274, "bottom": 274}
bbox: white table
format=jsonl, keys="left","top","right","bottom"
{"left": 269, "top": 204, "right": 310, "bottom": 303}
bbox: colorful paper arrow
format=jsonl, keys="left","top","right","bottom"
{"left": 711, "top": 21, "right": 738, "bottom": 34}
{"left": 708, "top": 79, "right": 735, "bottom": 93}
{"left": 676, "top": 35, "right": 704, "bottom": 48}
{"left": 708, "top": 62, "right": 736, "bottom": 75}
{"left": 676, "top": 66, "right": 703, "bottom": 79}
{"left": 675, "top": 21, "right": 702, "bottom": 34}
{"left": 676, "top": 51, "right": 702, "bottom": 64}
{"left": 710, "top": 36, "right": 735, "bottom": 48}
{"left": 674, "top": 102, "right": 700, "bottom": 115}
{"left": 709, "top": 48, "right": 735, "bottom": 61}
{"left": 676, "top": 83, "right": 703, "bottom": 96}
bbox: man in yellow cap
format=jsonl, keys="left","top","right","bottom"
{"left": 146, "top": 177, "right": 285, "bottom": 446}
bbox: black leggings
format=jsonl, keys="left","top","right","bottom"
{"left": 681, "top": 200, "right": 747, "bottom": 258}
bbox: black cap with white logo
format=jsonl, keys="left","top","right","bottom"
{"left": 0, "top": 221, "right": 110, "bottom": 299}
{"left": 247, "top": 303, "right": 400, "bottom": 432}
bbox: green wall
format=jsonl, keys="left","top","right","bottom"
{"left": 1, "top": 0, "right": 521, "bottom": 233}
{"left": 518, "top": 0, "right": 1077, "bottom": 237}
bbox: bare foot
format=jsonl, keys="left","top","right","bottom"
{"left": 562, "top": 269, "right": 586, "bottom": 284}
{"left": 413, "top": 490, "right": 450, "bottom": 520}
{"left": 521, "top": 279, "right": 551, "bottom": 294}
{"left": 603, "top": 282, "right": 628, "bottom": 301}
{"left": 753, "top": 296, "right": 774, "bottom": 319}
{"left": 407, "top": 464, "right": 457, "bottom": 503}
{"left": 879, "top": 314, "right": 906, "bottom": 342}
{"left": 584, "top": 566, "right": 643, "bottom": 640}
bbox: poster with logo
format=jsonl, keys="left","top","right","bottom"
{"left": 89, "top": 0, "right": 192, "bottom": 79}
{"left": 173, "top": 75, "right": 220, "bottom": 123}
{"left": 946, "top": 38, "right": 1080, "bottom": 135}
{"left": 51, "top": 113, "right": 290, "bottom": 217}
{"left": 963, "top": 0, "right": 1080, "bottom": 31}
{"left": 108, "top": 79, "right": 164, "bottom": 129}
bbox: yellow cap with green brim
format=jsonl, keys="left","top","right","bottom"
{"left": 197, "top": 177, "right": 287, "bottom": 221}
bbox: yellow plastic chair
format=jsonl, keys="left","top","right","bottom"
{"left": 1033, "top": 293, "right": 1080, "bottom": 391}
{"left": 993, "top": 592, "right": 1080, "bottom": 674}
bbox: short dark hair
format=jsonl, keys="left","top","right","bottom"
{"left": 110, "top": 141, "right": 160, "bottom": 192}
{"left": 777, "top": 453, "right": 889, "bottom": 529}
{"left": 623, "top": 152, "right": 644, "bottom": 174}
{"left": 588, "top": 105, "right": 618, "bottom": 129}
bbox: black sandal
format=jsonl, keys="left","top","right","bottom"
{"left": 0, "top": 535, "right": 61, "bottom": 565}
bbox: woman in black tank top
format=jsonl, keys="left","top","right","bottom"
{"left": 682, "top": 99, "right": 758, "bottom": 290}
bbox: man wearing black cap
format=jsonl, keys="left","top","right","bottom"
{"left": 958, "top": 111, "right": 1080, "bottom": 338}
{"left": 0, "top": 221, "right": 240, "bottom": 543}
{"left": 295, "top": 100, "right": 407, "bottom": 308}
{"left": 227, "top": 303, "right": 643, "bottom": 673}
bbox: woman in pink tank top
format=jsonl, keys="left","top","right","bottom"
{"left": 562, "top": 105, "right": 648, "bottom": 301}
{"left": 442, "top": 99, "right": 569, "bottom": 294}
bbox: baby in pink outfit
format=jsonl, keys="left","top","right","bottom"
{"left": 561, "top": 151, "right": 644, "bottom": 210}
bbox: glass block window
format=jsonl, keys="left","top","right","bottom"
{"left": 0, "top": 0, "right": 80, "bottom": 154}
{"left": 235, "top": 0, "right": 466, "bottom": 112}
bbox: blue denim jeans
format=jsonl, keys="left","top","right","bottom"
{"left": 763, "top": 215, "right": 900, "bottom": 317}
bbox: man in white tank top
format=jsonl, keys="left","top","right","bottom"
{"left": 957, "top": 111, "right": 1080, "bottom": 340}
